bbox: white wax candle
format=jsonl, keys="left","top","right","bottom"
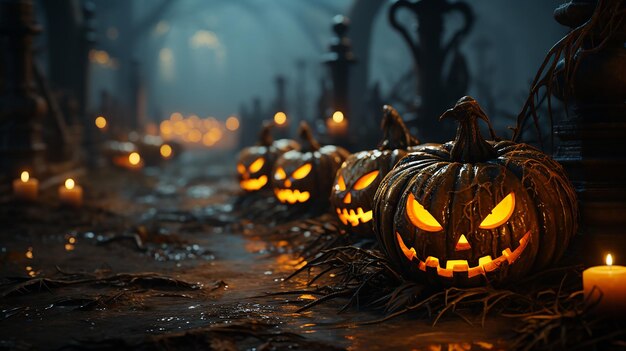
{"left": 13, "top": 171, "right": 38, "bottom": 201}
{"left": 58, "top": 178, "right": 83, "bottom": 207}
{"left": 583, "top": 254, "right": 626, "bottom": 314}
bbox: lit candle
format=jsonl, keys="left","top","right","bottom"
{"left": 274, "top": 112, "right": 287, "bottom": 126}
{"left": 160, "top": 144, "right": 173, "bottom": 159}
{"left": 127, "top": 152, "right": 143, "bottom": 169}
{"left": 583, "top": 254, "right": 626, "bottom": 314}
{"left": 326, "top": 111, "right": 348, "bottom": 136}
{"left": 113, "top": 151, "right": 144, "bottom": 170}
{"left": 95, "top": 116, "right": 108, "bottom": 131}
{"left": 13, "top": 171, "right": 38, "bottom": 201}
{"left": 58, "top": 178, "right": 83, "bottom": 207}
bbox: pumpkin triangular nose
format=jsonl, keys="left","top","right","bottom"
{"left": 343, "top": 192, "right": 351, "bottom": 204}
{"left": 455, "top": 234, "right": 471, "bottom": 251}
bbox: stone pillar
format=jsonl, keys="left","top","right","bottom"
{"left": 0, "top": 0, "right": 47, "bottom": 175}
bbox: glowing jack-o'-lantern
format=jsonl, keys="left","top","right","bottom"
{"left": 373, "top": 97, "right": 578, "bottom": 287}
{"left": 331, "top": 105, "right": 425, "bottom": 236}
{"left": 237, "top": 122, "right": 299, "bottom": 192}
{"left": 272, "top": 122, "right": 349, "bottom": 208}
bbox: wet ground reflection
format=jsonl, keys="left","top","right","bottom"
{"left": 0, "top": 151, "right": 511, "bottom": 350}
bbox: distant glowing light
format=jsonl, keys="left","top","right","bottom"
{"left": 225, "top": 116, "right": 240, "bottom": 131}
{"left": 95, "top": 116, "right": 107, "bottom": 129}
{"left": 187, "top": 129, "right": 202, "bottom": 143}
{"left": 159, "top": 48, "right": 173, "bottom": 64}
{"left": 203, "top": 128, "right": 223, "bottom": 146}
{"left": 190, "top": 30, "right": 220, "bottom": 49}
{"left": 21, "top": 171, "right": 29, "bottom": 183}
{"left": 274, "top": 112, "right": 287, "bottom": 125}
{"left": 129, "top": 152, "right": 141, "bottom": 165}
{"left": 159, "top": 48, "right": 175, "bottom": 80}
{"left": 170, "top": 112, "right": 183, "bottom": 121}
{"left": 187, "top": 115, "right": 200, "bottom": 128}
{"left": 65, "top": 178, "right": 75, "bottom": 190}
{"left": 154, "top": 21, "right": 170, "bottom": 36}
{"left": 160, "top": 144, "right": 173, "bottom": 158}
{"left": 174, "top": 121, "right": 187, "bottom": 135}
{"left": 332, "top": 111, "right": 344, "bottom": 123}
{"left": 25, "top": 247, "right": 33, "bottom": 259}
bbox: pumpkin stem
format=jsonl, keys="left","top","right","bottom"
{"left": 379, "top": 105, "right": 420, "bottom": 150}
{"left": 257, "top": 121, "right": 275, "bottom": 147}
{"left": 298, "top": 121, "right": 321, "bottom": 151}
{"left": 440, "top": 96, "right": 498, "bottom": 162}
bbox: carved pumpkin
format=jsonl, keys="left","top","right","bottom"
{"left": 373, "top": 97, "right": 578, "bottom": 287}
{"left": 237, "top": 122, "right": 299, "bottom": 192}
{"left": 330, "top": 105, "right": 422, "bottom": 236}
{"left": 272, "top": 122, "right": 349, "bottom": 208}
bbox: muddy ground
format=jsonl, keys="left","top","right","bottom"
{"left": 1, "top": 151, "right": 511, "bottom": 350}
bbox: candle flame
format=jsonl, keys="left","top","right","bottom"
{"left": 21, "top": 171, "right": 29, "bottom": 182}
{"left": 332, "top": 111, "right": 344, "bottom": 123}
{"left": 274, "top": 112, "right": 287, "bottom": 125}
{"left": 65, "top": 178, "right": 75, "bottom": 190}
{"left": 606, "top": 253, "right": 613, "bottom": 266}
{"left": 129, "top": 152, "right": 141, "bottom": 165}
{"left": 160, "top": 144, "right": 172, "bottom": 158}
{"left": 95, "top": 116, "right": 107, "bottom": 129}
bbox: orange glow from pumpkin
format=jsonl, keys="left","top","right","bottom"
{"left": 407, "top": 194, "right": 443, "bottom": 232}
{"left": 292, "top": 163, "right": 312, "bottom": 179}
{"left": 343, "top": 192, "right": 351, "bottom": 204}
{"left": 479, "top": 193, "right": 515, "bottom": 229}
{"left": 336, "top": 207, "right": 373, "bottom": 226}
{"left": 353, "top": 170, "right": 379, "bottom": 190}
{"left": 455, "top": 234, "right": 471, "bottom": 251}
{"left": 248, "top": 157, "right": 265, "bottom": 173}
{"left": 240, "top": 175, "right": 268, "bottom": 191}
{"left": 274, "top": 167, "right": 286, "bottom": 180}
{"left": 335, "top": 175, "right": 346, "bottom": 191}
{"left": 396, "top": 231, "right": 531, "bottom": 278}
{"left": 274, "top": 188, "right": 310, "bottom": 204}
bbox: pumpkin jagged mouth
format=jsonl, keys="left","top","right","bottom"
{"left": 240, "top": 176, "right": 268, "bottom": 191}
{"left": 396, "top": 231, "right": 531, "bottom": 279}
{"left": 336, "top": 207, "right": 373, "bottom": 226}
{"left": 274, "top": 188, "right": 310, "bottom": 204}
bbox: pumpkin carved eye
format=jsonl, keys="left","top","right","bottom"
{"left": 275, "top": 167, "right": 286, "bottom": 180}
{"left": 292, "top": 163, "right": 312, "bottom": 179}
{"left": 335, "top": 175, "right": 346, "bottom": 191}
{"left": 249, "top": 157, "right": 265, "bottom": 173}
{"left": 407, "top": 193, "right": 443, "bottom": 232}
{"left": 479, "top": 192, "right": 515, "bottom": 229}
{"left": 353, "top": 171, "right": 379, "bottom": 190}
{"left": 237, "top": 163, "right": 246, "bottom": 174}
